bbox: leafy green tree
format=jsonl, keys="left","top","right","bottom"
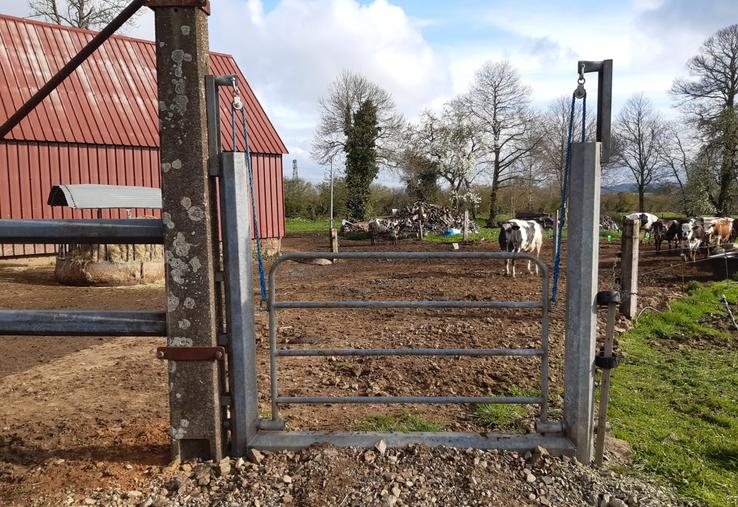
{"left": 344, "top": 99, "right": 380, "bottom": 220}
{"left": 283, "top": 177, "right": 319, "bottom": 219}
{"left": 398, "top": 150, "right": 441, "bottom": 203}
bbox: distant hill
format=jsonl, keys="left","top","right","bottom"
{"left": 602, "top": 183, "right": 637, "bottom": 193}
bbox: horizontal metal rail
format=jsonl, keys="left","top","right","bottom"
{"left": 250, "top": 430, "right": 574, "bottom": 454}
{"left": 267, "top": 250, "right": 552, "bottom": 424}
{"left": 0, "top": 310, "right": 166, "bottom": 336}
{"left": 276, "top": 395, "right": 543, "bottom": 405}
{"left": 0, "top": 219, "right": 164, "bottom": 244}
{"left": 274, "top": 300, "right": 542, "bottom": 309}
{"left": 276, "top": 347, "right": 543, "bottom": 357}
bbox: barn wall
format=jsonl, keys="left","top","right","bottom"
{"left": 0, "top": 141, "right": 285, "bottom": 257}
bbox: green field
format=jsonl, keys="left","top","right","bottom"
{"left": 609, "top": 281, "right": 738, "bottom": 507}
{"left": 285, "top": 218, "right": 331, "bottom": 234}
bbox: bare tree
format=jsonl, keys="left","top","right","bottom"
{"left": 459, "top": 61, "right": 538, "bottom": 226}
{"left": 311, "top": 70, "right": 404, "bottom": 168}
{"left": 657, "top": 123, "right": 695, "bottom": 215}
{"left": 29, "top": 0, "right": 136, "bottom": 30}
{"left": 672, "top": 24, "right": 738, "bottom": 214}
{"left": 612, "top": 93, "right": 667, "bottom": 212}
{"left": 537, "top": 95, "right": 595, "bottom": 195}
{"left": 408, "top": 102, "right": 485, "bottom": 210}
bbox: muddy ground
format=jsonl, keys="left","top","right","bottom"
{"left": 0, "top": 234, "right": 713, "bottom": 505}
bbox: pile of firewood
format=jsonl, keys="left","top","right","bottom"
{"left": 600, "top": 215, "right": 620, "bottom": 231}
{"left": 339, "top": 202, "right": 479, "bottom": 239}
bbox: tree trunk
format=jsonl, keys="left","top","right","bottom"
{"left": 486, "top": 180, "right": 500, "bottom": 227}
{"left": 638, "top": 187, "right": 645, "bottom": 212}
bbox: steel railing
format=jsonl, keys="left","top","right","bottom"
{"left": 0, "top": 218, "right": 167, "bottom": 337}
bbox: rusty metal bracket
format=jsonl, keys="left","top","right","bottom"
{"left": 156, "top": 346, "right": 225, "bottom": 361}
{"left": 145, "top": 0, "right": 210, "bottom": 14}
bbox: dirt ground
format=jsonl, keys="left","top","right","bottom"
{"left": 0, "top": 234, "right": 714, "bottom": 506}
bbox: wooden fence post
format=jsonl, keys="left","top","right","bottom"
{"left": 463, "top": 210, "right": 469, "bottom": 242}
{"left": 620, "top": 218, "right": 639, "bottom": 319}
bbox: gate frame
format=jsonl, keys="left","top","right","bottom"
{"left": 229, "top": 250, "right": 574, "bottom": 455}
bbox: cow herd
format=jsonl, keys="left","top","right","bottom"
{"left": 626, "top": 212, "right": 738, "bottom": 262}
{"left": 366, "top": 211, "right": 736, "bottom": 277}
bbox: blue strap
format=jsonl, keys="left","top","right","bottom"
{"left": 239, "top": 107, "right": 268, "bottom": 303}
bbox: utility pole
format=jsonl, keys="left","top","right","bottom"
{"left": 151, "top": 1, "right": 222, "bottom": 461}
{"left": 292, "top": 159, "right": 298, "bottom": 180}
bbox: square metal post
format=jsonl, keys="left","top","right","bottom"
{"left": 219, "top": 152, "right": 259, "bottom": 454}
{"left": 153, "top": 5, "right": 222, "bottom": 461}
{"left": 564, "top": 142, "right": 601, "bottom": 463}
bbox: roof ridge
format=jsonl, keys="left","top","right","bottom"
{"left": 0, "top": 12, "right": 234, "bottom": 57}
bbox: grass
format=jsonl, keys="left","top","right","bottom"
{"left": 609, "top": 280, "right": 738, "bottom": 507}
{"left": 469, "top": 385, "right": 536, "bottom": 432}
{"left": 424, "top": 226, "right": 575, "bottom": 244}
{"left": 600, "top": 229, "right": 622, "bottom": 241}
{"left": 353, "top": 411, "right": 443, "bottom": 432}
{"left": 285, "top": 218, "right": 330, "bottom": 234}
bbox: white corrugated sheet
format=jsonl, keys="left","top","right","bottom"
{"left": 47, "top": 184, "right": 162, "bottom": 209}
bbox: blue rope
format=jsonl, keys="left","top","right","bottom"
{"left": 239, "top": 107, "right": 268, "bottom": 303}
{"left": 551, "top": 93, "right": 577, "bottom": 304}
{"left": 581, "top": 94, "right": 587, "bottom": 143}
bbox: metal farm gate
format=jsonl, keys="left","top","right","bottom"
{"left": 243, "top": 251, "right": 566, "bottom": 451}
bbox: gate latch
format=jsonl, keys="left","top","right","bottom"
{"left": 156, "top": 346, "right": 225, "bottom": 361}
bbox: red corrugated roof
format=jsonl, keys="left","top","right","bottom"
{"left": 0, "top": 14, "right": 287, "bottom": 154}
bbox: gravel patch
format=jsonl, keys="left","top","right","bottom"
{"left": 66, "top": 444, "right": 696, "bottom": 507}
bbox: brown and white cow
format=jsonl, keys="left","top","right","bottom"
{"left": 652, "top": 220, "right": 666, "bottom": 251}
{"left": 368, "top": 219, "right": 398, "bottom": 245}
{"left": 498, "top": 219, "right": 543, "bottom": 277}
{"left": 664, "top": 220, "right": 682, "bottom": 250}
{"left": 706, "top": 217, "right": 734, "bottom": 249}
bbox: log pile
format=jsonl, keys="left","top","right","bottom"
{"left": 600, "top": 215, "right": 620, "bottom": 231}
{"left": 341, "top": 202, "right": 479, "bottom": 239}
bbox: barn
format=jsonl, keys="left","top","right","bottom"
{"left": 0, "top": 13, "right": 287, "bottom": 257}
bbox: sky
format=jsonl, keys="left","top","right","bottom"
{"left": 0, "top": 0, "right": 735, "bottom": 185}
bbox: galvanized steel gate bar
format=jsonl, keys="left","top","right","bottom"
{"left": 263, "top": 251, "right": 552, "bottom": 432}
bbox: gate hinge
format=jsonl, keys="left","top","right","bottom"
{"left": 145, "top": 0, "right": 210, "bottom": 14}
{"left": 156, "top": 346, "right": 225, "bottom": 361}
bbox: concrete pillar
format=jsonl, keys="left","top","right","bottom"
{"left": 154, "top": 6, "right": 222, "bottom": 461}
{"left": 620, "top": 219, "right": 640, "bottom": 318}
{"left": 564, "top": 142, "right": 601, "bottom": 464}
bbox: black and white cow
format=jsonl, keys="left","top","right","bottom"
{"left": 625, "top": 212, "right": 659, "bottom": 232}
{"left": 681, "top": 219, "right": 705, "bottom": 262}
{"left": 498, "top": 219, "right": 543, "bottom": 277}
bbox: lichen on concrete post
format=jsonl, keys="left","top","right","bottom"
{"left": 153, "top": 5, "right": 222, "bottom": 461}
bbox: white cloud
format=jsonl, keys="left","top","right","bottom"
{"left": 209, "top": 0, "right": 452, "bottom": 182}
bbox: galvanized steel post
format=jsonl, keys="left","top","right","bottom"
{"left": 563, "top": 142, "right": 601, "bottom": 463}
{"left": 153, "top": 5, "right": 222, "bottom": 460}
{"left": 218, "top": 152, "right": 259, "bottom": 455}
